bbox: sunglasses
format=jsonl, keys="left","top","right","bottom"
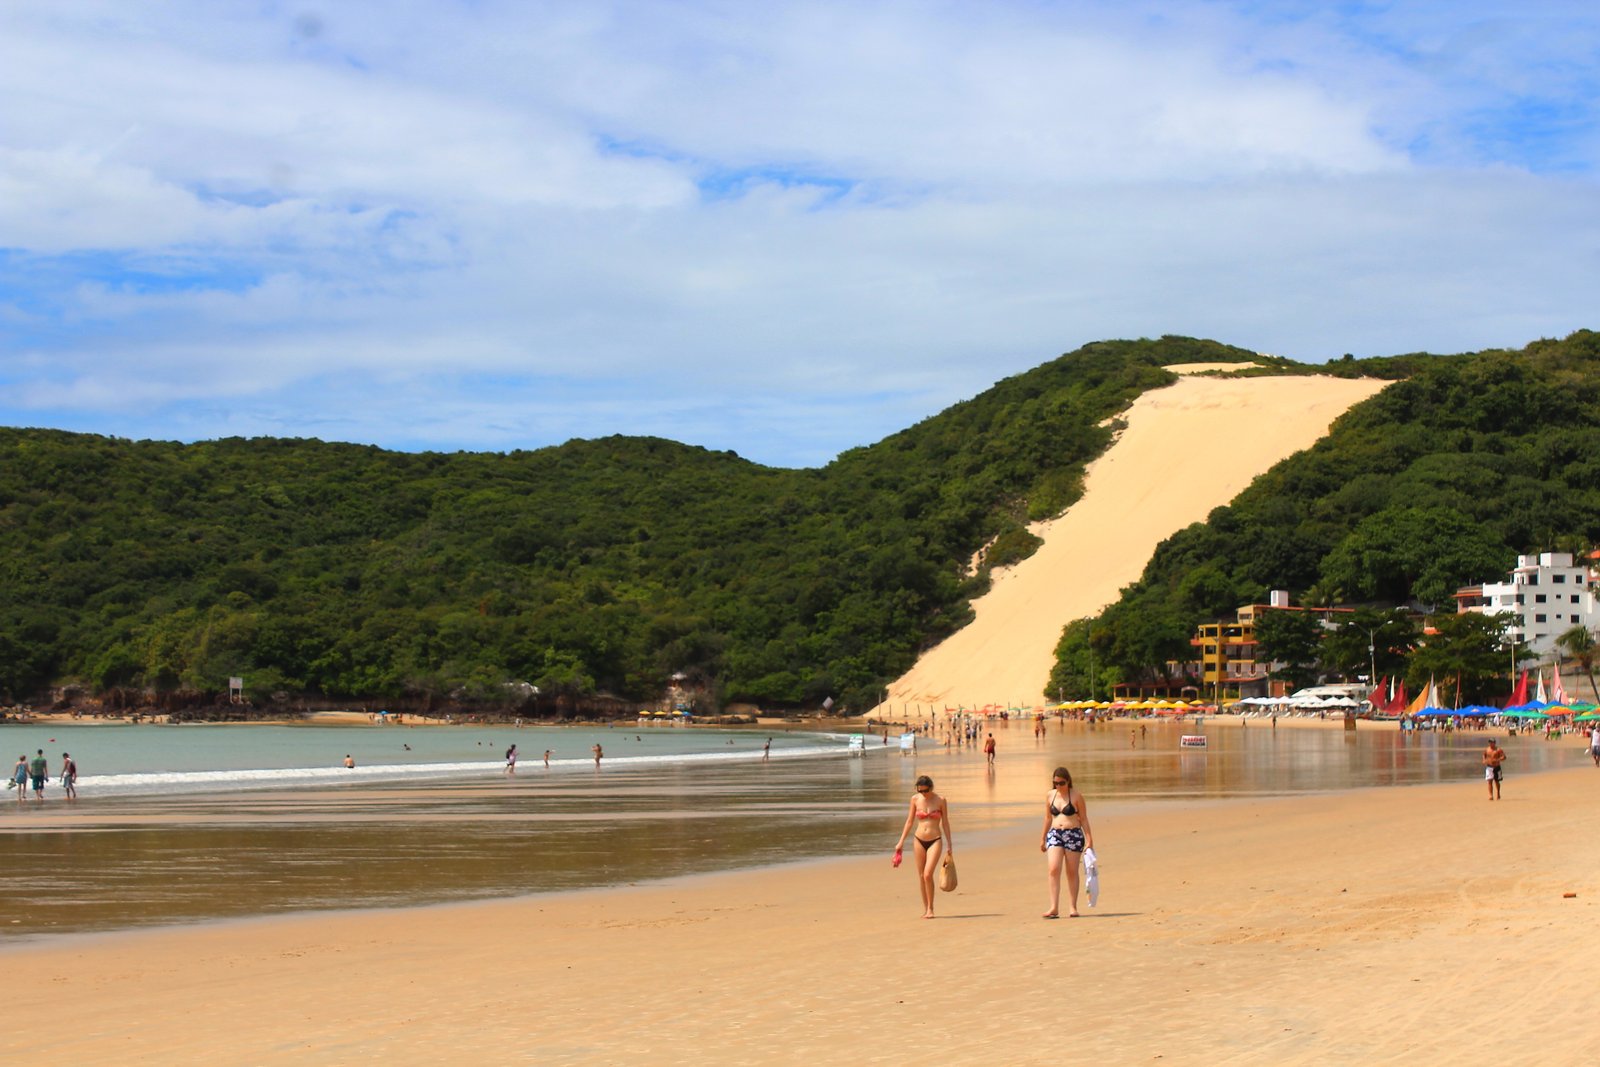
{"left": 1052, "top": 779, "right": 1066, "bottom": 785}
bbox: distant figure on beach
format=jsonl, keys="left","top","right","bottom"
{"left": 11, "top": 754, "right": 27, "bottom": 802}
{"left": 30, "top": 749, "right": 48, "bottom": 801}
{"left": 1484, "top": 738, "right": 1506, "bottom": 800}
{"left": 1590, "top": 725, "right": 1600, "bottom": 767}
{"left": 505, "top": 744, "right": 518, "bottom": 774}
{"left": 984, "top": 733, "right": 996, "bottom": 765}
{"left": 893, "top": 775, "right": 952, "bottom": 919}
{"left": 1041, "top": 765, "right": 1095, "bottom": 918}
{"left": 592, "top": 743, "right": 603, "bottom": 766}
{"left": 403, "top": 743, "right": 411, "bottom": 751}
{"left": 543, "top": 749, "right": 552, "bottom": 767}
{"left": 60, "top": 752, "right": 77, "bottom": 801}
{"left": 763, "top": 737, "right": 771, "bottom": 762}
{"left": 343, "top": 754, "right": 355, "bottom": 768}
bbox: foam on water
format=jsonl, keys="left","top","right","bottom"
{"left": 63, "top": 739, "right": 862, "bottom": 797}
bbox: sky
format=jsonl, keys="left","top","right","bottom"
{"left": 2, "top": 1, "right": 1598, "bottom": 468}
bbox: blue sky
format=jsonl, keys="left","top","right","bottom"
{"left": 2, "top": 1, "right": 1597, "bottom": 467}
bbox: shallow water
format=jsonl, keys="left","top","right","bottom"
{"left": 1, "top": 718, "right": 1582, "bottom": 939}
{"left": 0, "top": 721, "right": 834, "bottom": 794}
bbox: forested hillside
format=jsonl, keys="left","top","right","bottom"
{"left": 1051, "top": 329, "right": 1600, "bottom": 698}
{"left": 0, "top": 336, "right": 1259, "bottom": 713}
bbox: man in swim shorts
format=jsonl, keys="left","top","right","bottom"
{"left": 1483, "top": 738, "right": 1505, "bottom": 800}
{"left": 29, "top": 749, "right": 48, "bottom": 801}
{"left": 60, "top": 752, "right": 77, "bottom": 801}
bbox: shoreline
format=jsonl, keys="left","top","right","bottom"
{"left": 6, "top": 746, "right": 1598, "bottom": 1063}
{"left": 1, "top": 709, "right": 850, "bottom": 729}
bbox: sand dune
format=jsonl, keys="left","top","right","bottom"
{"left": 882, "top": 372, "right": 1389, "bottom": 712}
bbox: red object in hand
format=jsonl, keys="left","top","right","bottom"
{"left": 892, "top": 849, "right": 903, "bottom": 868}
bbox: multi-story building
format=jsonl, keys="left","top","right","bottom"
{"left": 1185, "top": 591, "right": 1351, "bottom": 701}
{"left": 1454, "top": 551, "right": 1599, "bottom": 656}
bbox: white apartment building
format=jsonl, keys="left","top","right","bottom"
{"left": 1454, "top": 552, "right": 1599, "bottom": 656}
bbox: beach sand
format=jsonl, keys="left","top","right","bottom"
{"left": 881, "top": 372, "right": 1389, "bottom": 712}
{"left": 8, "top": 739, "right": 1598, "bottom": 1065}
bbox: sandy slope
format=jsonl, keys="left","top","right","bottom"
{"left": 881, "top": 371, "right": 1389, "bottom": 712}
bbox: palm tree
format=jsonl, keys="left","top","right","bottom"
{"left": 1302, "top": 579, "right": 1346, "bottom": 619}
{"left": 1555, "top": 624, "right": 1600, "bottom": 702}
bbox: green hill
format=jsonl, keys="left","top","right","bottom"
{"left": 11, "top": 329, "right": 1596, "bottom": 716}
{"left": 0, "top": 336, "right": 1261, "bottom": 713}
{"left": 1051, "top": 329, "right": 1600, "bottom": 699}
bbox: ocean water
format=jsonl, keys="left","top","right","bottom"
{"left": 1, "top": 718, "right": 1585, "bottom": 939}
{"left": 0, "top": 721, "right": 843, "bottom": 796}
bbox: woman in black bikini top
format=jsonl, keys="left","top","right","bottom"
{"left": 893, "top": 774, "right": 953, "bottom": 919}
{"left": 1039, "top": 765, "right": 1094, "bottom": 919}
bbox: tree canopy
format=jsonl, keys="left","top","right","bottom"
{"left": 1065, "top": 329, "right": 1600, "bottom": 697}
{"left": 0, "top": 336, "right": 1251, "bottom": 711}
{"left": 9, "top": 328, "right": 1600, "bottom": 714}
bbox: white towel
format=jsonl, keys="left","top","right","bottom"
{"left": 1083, "top": 847, "right": 1100, "bottom": 907}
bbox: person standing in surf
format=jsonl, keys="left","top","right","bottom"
{"left": 60, "top": 752, "right": 78, "bottom": 801}
{"left": 893, "top": 775, "right": 953, "bottom": 919}
{"left": 29, "top": 749, "right": 48, "bottom": 802}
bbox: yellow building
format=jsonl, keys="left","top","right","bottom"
{"left": 1191, "top": 619, "right": 1269, "bottom": 696}
{"left": 1116, "top": 592, "right": 1352, "bottom": 702}
{"left": 1189, "top": 592, "right": 1349, "bottom": 700}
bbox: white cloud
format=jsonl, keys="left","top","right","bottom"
{"left": 1, "top": 1, "right": 1597, "bottom": 466}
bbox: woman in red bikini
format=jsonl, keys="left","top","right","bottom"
{"left": 893, "top": 775, "right": 953, "bottom": 919}
{"left": 1040, "top": 765, "right": 1094, "bottom": 918}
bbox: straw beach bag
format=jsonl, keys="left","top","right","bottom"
{"left": 938, "top": 853, "right": 958, "bottom": 893}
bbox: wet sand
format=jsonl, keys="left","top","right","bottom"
{"left": 7, "top": 741, "right": 1598, "bottom": 1064}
